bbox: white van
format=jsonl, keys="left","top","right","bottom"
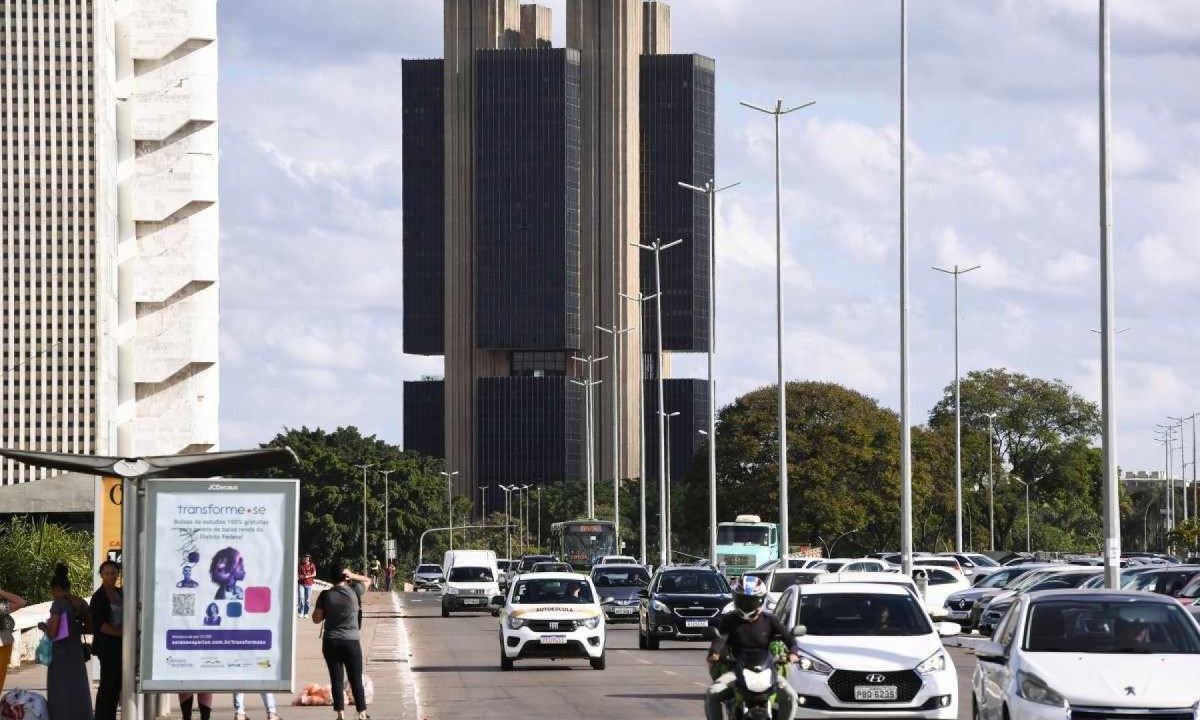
{"left": 442, "top": 549, "right": 500, "bottom": 617}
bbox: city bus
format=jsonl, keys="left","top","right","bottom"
{"left": 549, "top": 520, "right": 617, "bottom": 571}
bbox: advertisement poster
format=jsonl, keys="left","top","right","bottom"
{"left": 140, "top": 479, "right": 298, "bottom": 692}
{"left": 93, "top": 476, "right": 123, "bottom": 575}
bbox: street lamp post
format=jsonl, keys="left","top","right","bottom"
{"left": 985, "top": 413, "right": 997, "bottom": 552}
{"left": 632, "top": 239, "right": 682, "bottom": 569}
{"left": 596, "top": 323, "right": 634, "bottom": 541}
{"left": 898, "top": 0, "right": 914, "bottom": 578}
{"left": 663, "top": 410, "right": 680, "bottom": 562}
{"left": 621, "top": 292, "right": 651, "bottom": 565}
{"left": 932, "top": 263, "right": 980, "bottom": 554}
{"left": 569, "top": 355, "right": 607, "bottom": 518}
{"left": 1170, "top": 416, "right": 1190, "bottom": 523}
{"left": 739, "top": 98, "right": 814, "bottom": 561}
{"left": 679, "top": 178, "right": 740, "bottom": 566}
{"left": 354, "top": 463, "right": 375, "bottom": 573}
{"left": 479, "top": 485, "right": 490, "bottom": 520}
{"left": 1012, "top": 477, "right": 1036, "bottom": 553}
{"left": 440, "top": 471, "right": 459, "bottom": 551}
{"left": 499, "top": 484, "right": 516, "bottom": 559}
{"left": 537, "top": 487, "right": 542, "bottom": 550}
{"left": 522, "top": 485, "right": 532, "bottom": 550}
{"left": 379, "top": 468, "right": 396, "bottom": 561}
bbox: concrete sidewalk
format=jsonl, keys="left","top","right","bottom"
{"left": 4, "top": 590, "right": 418, "bottom": 719}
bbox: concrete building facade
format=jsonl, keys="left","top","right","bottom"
{"left": 0, "top": 0, "right": 218, "bottom": 496}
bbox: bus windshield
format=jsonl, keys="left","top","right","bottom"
{"left": 717, "top": 526, "right": 771, "bottom": 546}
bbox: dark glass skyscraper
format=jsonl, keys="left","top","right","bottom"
{"left": 402, "top": 59, "right": 446, "bottom": 356}
{"left": 640, "top": 53, "right": 716, "bottom": 352}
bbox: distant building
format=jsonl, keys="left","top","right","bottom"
{"left": 0, "top": 1, "right": 219, "bottom": 512}
{"left": 401, "top": 0, "right": 714, "bottom": 515}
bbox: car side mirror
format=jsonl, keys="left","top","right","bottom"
{"left": 637, "top": 589, "right": 649, "bottom": 599}
{"left": 937, "top": 621, "right": 961, "bottom": 637}
{"left": 792, "top": 625, "right": 807, "bottom": 637}
{"left": 975, "top": 641, "right": 1007, "bottom": 664}
{"left": 490, "top": 595, "right": 504, "bottom": 607}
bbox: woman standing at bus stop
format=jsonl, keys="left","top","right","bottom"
{"left": 90, "top": 561, "right": 123, "bottom": 720}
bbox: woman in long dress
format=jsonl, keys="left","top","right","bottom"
{"left": 43, "top": 563, "right": 91, "bottom": 720}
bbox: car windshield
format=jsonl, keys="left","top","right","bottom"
{"left": 1011, "top": 570, "right": 1058, "bottom": 591}
{"left": 1024, "top": 600, "right": 1200, "bottom": 654}
{"left": 967, "top": 555, "right": 999, "bottom": 567}
{"left": 977, "top": 568, "right": 1024, "bottom": 589}
{"left": 448, "top": 566, "right": 493, "bottom": 582}
{"left": 717, "top": 526, "right": 771, "bottom": 545}
{"left": 819, "top": 562, "right": 846, "bottom": 572}
{"left": 519, "top": 556, "right": 556, "bottom": 571}
{"left": 1029, "top": 573, "right": 1098, "bottom": 591}
{"left": 416, "top": 565, "right": 441, "bottom": 574}
{"left": 771, "top": 573, "right": 818, "bottom": 592}
{"left": 657, "top": 572, "right": 729, "bottom": 595}
{"left": 592, "top": 567, "right": 651, "bottom": 587}
{"left": 511, "top": 578, "right": 594, "bottom": 605}
{"left": 533, "top": 563, "right": 572, "bottom": 572}
{"left": 797, "top": 593, "right": 932, "bottom": 636}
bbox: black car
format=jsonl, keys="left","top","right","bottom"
{"left": 638, "top": 567, "right": 732, "bottom": 649}
{"left": 592, "top": 564, "right": 651, "bottom": 623}
{"left": 516, "top": 554, "right": 558, "bottom": 574}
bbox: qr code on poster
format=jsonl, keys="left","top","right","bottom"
{"left": 171, "top": 594, "right": 196, "bottom": 617}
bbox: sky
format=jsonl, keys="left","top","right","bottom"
{"left": 216, "top": 0, "right": 1200, "bottom": 474}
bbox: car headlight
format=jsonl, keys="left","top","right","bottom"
{"left": 446, "top": 586, "right": 459, "bottom": 595}
{"left": 916, "top": 650, "right": 948, "bottom": 675}
{"left": 651, "top": 599, "right": 670, "bottom": 613}
{"left": 581, "top": 616, "right": 602, "bottom": 630}
{"left": 1016, "top": 670, "right": 1067, "bottom": 707}
{"left": 796, "top": 650, "right": 833, "bottom": 675}
{"left": 507, "top": 615, "right": 525, "bottom": 630}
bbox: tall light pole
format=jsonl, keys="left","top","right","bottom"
{"left": 537, "top": 487, "right": 542, "bottom": 550}
{"left": 570, "top": 354, "right": 607, "bottom": 518}
{"left": 740, "top": 98, "right": 814, "bottom": 561}
{"left": 379, "top": 468, "right": 396, "bottom": 562}
{"left": 1098, "top": 0, "right": 1121, "bottom": 589}
{"left": 898, "top": 0, "right": 914, "bottom": 577}
{"left": 633, "top": 239, "right": 683, "bottom": 569}
{"left": 985, "top": 413, "right": 997, "bottom": 552}
{"left": 440, "top": 471, "right": 459, "bottom": 551}
{"left": 479, "top": 485, "right": 490, "bottom": 520}
{"left": 1012, "top": 476, "right": 1035, "bottom": 553}
{"left": 931, "top": 263, "right": 980, "bottom": 553}
{"left": 499, "top": 484, "right": 515, "bottom": 559}
{"left": 663, "top": 410, "right": 680, "bottom": 563}
{"left": 596, "top": 323, "right": 634, "bottom": 541}
{"left": 1170, "top": 416, "right": 1190, "bottom": 522}
{"left": 521, "top": 484, "right": 532, "bottom": 550}
{"left": 354, "top": 463, "right": 375, "bottom": 572}
{"left": 621, "top": 292, "right": 652, "bottom": 565}
{"left": 1156, "top": 424, "right": 1175, "bottom": 530}
{"left": 679, "top": 178, "right": 740, "bottom": 567}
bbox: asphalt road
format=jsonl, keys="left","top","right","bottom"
{"left": 400, "top": 592, "right": 977, "bottom": 719}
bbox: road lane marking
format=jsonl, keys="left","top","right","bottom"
{"left": 663, "top": 670, "right": 679, "bottom": 676}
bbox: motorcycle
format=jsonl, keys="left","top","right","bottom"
{"left": 710, "top": 640, "right": 791, "bottom": 720}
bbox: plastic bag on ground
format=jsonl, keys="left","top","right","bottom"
{"left": 1, "top": 689, "right": 49, "bottom": 720}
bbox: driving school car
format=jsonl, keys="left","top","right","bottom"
{"left": 496, "top": 572, "right": 607, "bottom": 671}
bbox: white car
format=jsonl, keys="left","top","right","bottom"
{"left": 496, "top": 572, "right": 606, "bottom": 671}
{"left": 911, "top": 565, "right": 970, "bottom": 618}
{"left": 972, "top": 590, "right": 1200, "bottom": 720}
{"left": 764, "top": 568, "right": 826, "bottom": 612}
{"left": 815, "top": 558, "right": 893, "bottom": 574}
{"left": 599, "top": 555, "right": 639, "bottom": 565}
{"left": 774, "top": 582, "right": 960, "bottom": 718}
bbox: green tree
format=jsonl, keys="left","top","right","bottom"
{"left": 0, "top": 517, "right": 93, "bottom": 602}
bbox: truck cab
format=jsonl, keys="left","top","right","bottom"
{"left": 715, "top": 514, "right": 779, "bottom": 578}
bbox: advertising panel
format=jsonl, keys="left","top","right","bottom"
{"left": 139, "top": 479, "right": 298, "bottom": 692}
{"left": 93, "top": 476, "right": 123, "bottom": 577}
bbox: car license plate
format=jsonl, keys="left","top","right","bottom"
{"left": 462, "top": 598, "right": 483, "bottom": 605}
{"left": 854, "top": 686, "right": 898, "bottom": 701}
{"left": 540, "top": 635, "right": 568, "bottom": 645}
{"left": 613, "top": 607, "right": 635, "bottom": 615}
{"left": 685, "top": 619, "right": 709, "bottom": 628}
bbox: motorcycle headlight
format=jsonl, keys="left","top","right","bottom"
{"left": 651, "top": 599, "right": 670, "bottom": 613}
{"left": 916, "top": 650, "right": 948, "bottom": 675}
{"left": 796, "top": 650, "right": 833, "bottom": 675}
{"left": 582, "top": 616, "right": 602, "bottom": 630}
{"left": 507, "top": 615, "right": 525, "bottom": 630}
{"left": 446, "top": 586, "right": 459, "bottom": 595}
{"left": 1016, "top": 670, "right": 1067, "bottom": 707}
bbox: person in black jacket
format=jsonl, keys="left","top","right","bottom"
{"left": 90, "top": 561, "right": 123, "bottom": 720}
{"left": 704, "top": 575, "right": 800, "bottom": 720}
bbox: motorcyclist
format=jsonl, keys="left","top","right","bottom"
{"left": 705, "top": 575, "right": 801, "bottom": 720}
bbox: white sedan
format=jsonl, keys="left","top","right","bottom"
{"left": 911, "top": 565, "right": 970, "bottom": 618}
{"left": 775, "top": 582, "right": 960, "bottom": 718}
{"left": 973, "top": 590, "right": 1200, "bottom": 720}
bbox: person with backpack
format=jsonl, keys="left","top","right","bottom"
{"left": 312, "top": 568, "right": 372, "bottom": 720}
{"left": 41, "top": 564, "right": 91, "bottom": 720}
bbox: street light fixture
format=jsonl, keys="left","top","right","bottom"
{"left": 522, "top": 484, "right": 533, "bottom": 550}
{"left": 621, "top": 291, "right": 652, "bottom": 565}
{"left": 931, "top": 263, "right": 981, "bottom": 553}
{"left": 985, "top": 413, "right": 996, "bottom": 552}
{"left": 499, "top": 484, "right": 517, "bottom": 559}
{"left": 740, "top": 97, "right": 814, "bottom": 562}
{"left": 1011, "top": 476, "right": 1038, "bottom": 554}
{"left": 596, "top": 323, "right": 634, "bottom": 540}
{"left": 379, "top": 468, "right": 396, "bottom": 562}
{"left": 479, "top": 484, "right": 490, "bottom": 520}
{"left": 679, "top": 178, "right": 740, "bottom": 567}
{"left": 440, "top": 471, "right": 459, "bottom": 550}
{"left": 569, "top": 354, "right": 607, "bottom": 518}
{"left": 354, "top": 463, "right": 375, "bottom": 573}
{"left": 663, "top": 410, "right": 680, "bottom": 563}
